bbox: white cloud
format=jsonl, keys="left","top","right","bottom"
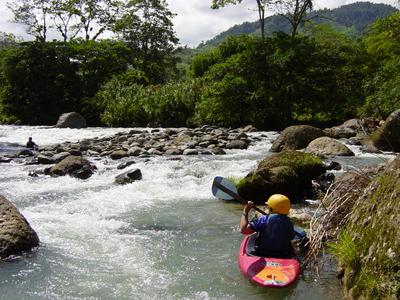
{"left": 0, "top": 0, "right": 398, "bottom": 47}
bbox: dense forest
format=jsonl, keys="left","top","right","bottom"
{"left": 199, "top": 2, "right": 397, "bottom": 49}
{"left": 0, "top": 0, "right": 399, "bottom": 130}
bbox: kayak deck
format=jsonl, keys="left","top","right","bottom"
{"left": 238, "top": 234, "right": 300, "bottom": 288}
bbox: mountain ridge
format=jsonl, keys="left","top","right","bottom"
{"left": 197, "top": 1, "right": 398, "bottom": 49}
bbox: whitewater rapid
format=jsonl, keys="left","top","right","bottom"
{"left": 0, "top": 125, "right": 393, "bottom": 299}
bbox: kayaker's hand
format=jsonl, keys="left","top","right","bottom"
{"left": 244, "top": 201, "right": 254, "bottom": 214}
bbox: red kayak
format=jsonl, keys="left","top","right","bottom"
{"left": 238, "top": 234, "right": 300, "bottom": 288}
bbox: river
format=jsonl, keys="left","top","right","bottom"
{"left": 0, "top": 125, "right": 394, "bottom": 300}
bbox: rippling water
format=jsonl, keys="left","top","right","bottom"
{"left": 0, "top": 125, "right": 394, "bottom": 299}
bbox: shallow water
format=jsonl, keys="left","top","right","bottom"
{"left": 0, "top": 125, "right": 394, "bottom": 299}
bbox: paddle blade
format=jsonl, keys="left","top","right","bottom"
{"left": 294, "top": 226, "right": 307, "bottom": 239}
{"left": 212, "top": 176, "right": 238, "bottom": 200}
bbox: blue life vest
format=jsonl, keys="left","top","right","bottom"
{"left": 249, "top": 214, "right": 295, "bottom": 257}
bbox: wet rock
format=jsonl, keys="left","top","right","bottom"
{"left": 53, "top": 152, "right": 71, "bottom": 163}
{"left": 183, "top": 149, "right": 199, "bottom": 155}
{"left": 128, "top": 147, "right": 144, "bottom": 156}
{"left": 48, "top": 155, "right": 96, "bottom": 179}
{"left": 324, "top": 161, "right": 341, "bottom": 171}
{"left": 28, "top": 171, "right": 39, "bottom": 177}
{"left": 240, "top": 125, "right": 257, "bottom": 132}
{"left": 305, "top": 137, "right": 355, "bottom": 157}
{"left": 148, "top": 148, "right": 163, "bottom": 155}
{"left": 110, "top": 150, "right": 128, "bottom": 160}
{"left": 117, "top": 161, "right": 136, "bottom": 170}
{"left": 0, "top": 157, "right": 12, "bottom": 163}
{"left": 165, "top": 148, "right": 183, "bottom": 155}
{"left": 323, "top": 127, "right": 356, "bottom": 139}
{"left": 36, "top": 154, "right": 55, "bottom": 164}
{"left": 114, "top": 169, "right": 142, "bottom": 185}
{"left": 69, "top": 149, "right": 82, "bottom": 156}
{"left": 211, "top": 147, "right": 226, "bottom": 155}
{"left": 271, "top": 125, "right": 325, "bottom": 152}
{"left": 289, "top": 209, "right": 313, "bottom": 227}
{"left": 18, "top": 149, "right": 34, "bottom": 157}
{"left": 227, "top": 140, "right": 248, "bottom": 149}
{"left": 56, "top": 112, "right": 87, "bottom": 128}
{"left": 0, "top": 195, "right": 40, "bottom": 258}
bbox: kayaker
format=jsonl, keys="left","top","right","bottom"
{"left": 240, "top": 194, "right": 295, "bottom": 258}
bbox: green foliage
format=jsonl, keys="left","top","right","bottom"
{"left": 199, "top": 2, "right": 397, "bottom": 48}
{"left": 191, "top": 32, "right": 366, "bottom": 129}
{"left": 113, "top": 0, "right": 179, "bottom": 84}
{"left": 94, "top": 76, "right": 203, "bottom": 127}
{"left": 361, "top": 12, "right": 400, "bottom": 119}
{"left": 0, "top": 40, "right": 130, "bottom": 125}
{"left": 328, "top": 230, "right": 358, "bottom": 268}
{"left": 258, "top": 150, "right": 325, "bottom": 180}
{"left": 330, "top": 159, "right": 400, "bottom": 299}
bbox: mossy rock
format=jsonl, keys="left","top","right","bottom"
{"left": 237, "top": 151, "right": 325, "bottom": 204}
{"left": 258, "top": 151, "right": 325, "bottom": 185}
{"left": 331, "top": 157, "right": 400, "bottom": 299}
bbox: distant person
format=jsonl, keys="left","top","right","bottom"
{"left": 26, "top": 137, "right": 38, "bottom": 150}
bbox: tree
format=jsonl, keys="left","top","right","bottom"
{"left": 1, "top": 40, "right": 131, "bottom": 125}
{"left": 361, "top": 12, "right": 400, "bottom": 118}
{"left": 49, "top": 0, "right": 82, "bottom": 41}
{"left": 274, "top": 0, "right": 313, "bottom": 37}
{"left": 7, "top": 0, "right": 123, "bottom": 41}
{"left": 71, "top": 0, "right": 123, "bottom": 41}
{"left": 7, "top": 0, "right": 52, "bottom": 41}
{"left": 113, "top": 0, "right": 179, "bottom": 84}
{"left": 212, "top": 0, "right": 269, "bottom": 39}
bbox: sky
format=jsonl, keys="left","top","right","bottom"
{"left": 0, "top": 0, "right": 398, "bottom": 47}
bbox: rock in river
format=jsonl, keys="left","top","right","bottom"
{"left": 114, "top": 169, "right": 142, "bottom": 185}
{"left": 0, "top": 195, "right": 39, "bottom": 258}
{"left": 48, "top": 155, "right": 96, "bottom": 179}
{"left": 270, "top": 125, "right": 325, "bottom": 152}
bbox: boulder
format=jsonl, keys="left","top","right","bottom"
{"left": 237, "top": 151, "right": 326, "bottom": 204}
{"left": 270, "top": 125, "right": 325, "bottom": 152}
{"left": 226, "top": 140, "right": 248, "bottom": 149}
{"left": 48, "top": 155, "right": 96, "bottom": 179}
{"left": 371, "top": 109, "right": 400, "bottom": 152}
{"left": 36, "top": 154, "right": 55, "bottom": 164}
{"left": 183, "top": 149, "right": 199, "bottom": 155}
{"left": 305, "top": 137, "right": 355, "bottom": 157}
{"left": 114, "top": 169, "right": 142, "bottom": 185}
{"left": 117, "top": 161, "right": 136, "bottom": 170}
{"left": 0, "top": 157, "right": 12, "bottom": 163}
{"left": 18, "top": 149, "right": 34, "bottom": 157}
{"left": 323, "top": 127, "right": 356, "bottom": 139}
{"left": 289, "top": 209, "right": 313, "bottom": 227}
{"left": 56, "top": 112, "right": 87, "bottom": 128}
{"left": 0, "top": 195, "right": 39, "bottom": 258}
{"left": 324, "top": 118, "right": 379, "bottom": 139}
{"left": 110, "top": 150, "right": 128, "bottom": 160}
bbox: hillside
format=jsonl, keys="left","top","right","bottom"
{"left": 197, "top": 2, "right": 397, "bottom": 49}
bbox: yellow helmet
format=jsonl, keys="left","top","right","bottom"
{"left": 266, "top": 194, "right": 291, "bottom": 215}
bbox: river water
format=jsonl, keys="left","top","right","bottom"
{"left": 0, "top": 125, "right": 394, "bottom": 300}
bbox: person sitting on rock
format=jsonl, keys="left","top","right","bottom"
{"left": 26, "top": 137, "right": 38, "bottom": 150}
{"left": 240, "top": 194, "right": 295, "bottom": 258}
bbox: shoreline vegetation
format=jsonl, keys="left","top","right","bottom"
{"left": 0, "top": 1, "right": 399, "bottom": 298}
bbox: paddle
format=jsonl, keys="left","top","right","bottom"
{"left": 211, "top": 176, "right": 307, "bottom": 239}
{"left": 211, "top": 176, "right": 267, "bottom": 215}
